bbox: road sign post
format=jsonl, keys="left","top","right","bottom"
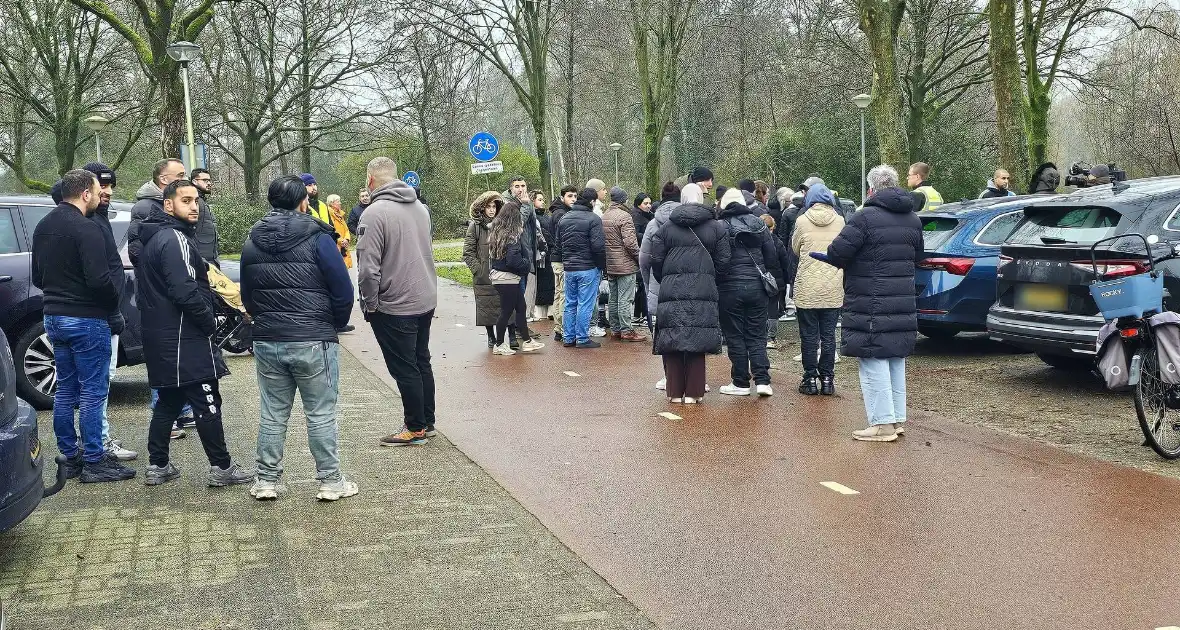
{"left": 469, "top": 132, "right": 500, "bottom": 163}
{"left": 403, "top": 171, "right": 421, "bottom": 188}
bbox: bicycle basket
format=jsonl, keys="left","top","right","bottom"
{"left": 1089, "top": 272, "right": 1163, "bottom": 320}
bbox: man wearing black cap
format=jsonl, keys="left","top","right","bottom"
{"left": 81, "top": 162, "right": 137, "bottom": 462}
{"left": 689, "top": 167, "right": 714, "bottom": 194}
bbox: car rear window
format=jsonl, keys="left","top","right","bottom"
{"left": 1006, "top": 206, "right": 1122, "bottom": 245}
{"left": 921, "top": 217, "right": 961, "bottom": 251}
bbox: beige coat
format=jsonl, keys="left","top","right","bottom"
{"left": 790, "top": 204, "right": 845, "bottom": 309}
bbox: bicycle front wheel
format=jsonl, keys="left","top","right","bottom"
{"left": 1134, "top": 344, "right": 1180, "bottom": 459}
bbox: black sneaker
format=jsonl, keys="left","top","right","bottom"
{"left": 178, "top": 415, "right": 197, "bottom": 429}
{"left": 80, "top": 454, "right": 137, "bottom": 483}
{"left": 424, "top": 425, "right": 438, "bottom": 437}
{"left": 487, "top": 337, "right": 496, "bottom": 348}
{"left": 510, "top": 338, "right": 520, "bottom": 350}
{"left": 576, "top": 340, "right": 601, "bottom": 349}
{"left": 820, "top": 376, "right": 835, "bottom": 396}
{"left": 554, "top": 330, "right": 563, "bottom": 342}
{"left": 338, "top": 324, "right": 356, "bottom": 333}
{"left": 62, "top": 452, "right": 84, "bottom": 479}
{"left": 563, "top": 341, "right": 576, "bottom": 347}
{"left": 798, "top": 376, "right": 819, "bottom": 396}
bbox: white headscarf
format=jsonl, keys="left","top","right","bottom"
{"left": 681, "top": 183, "right": 704, "bottom": 204}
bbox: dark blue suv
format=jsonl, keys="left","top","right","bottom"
{"left": 915, "top": 196, "right": 1063, "bottom": 338}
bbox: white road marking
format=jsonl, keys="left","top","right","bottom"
{"left": 455, "top": 323, "right": 465, "bottom": 327}
{"left": 820, "top": 481, "right": 860, "bottom": 495}
{"left": 658, "top": 412, "right": 682, "bottom": 420}
{"left": 563, "top": 371, "right": 580, "bottom": 377}
{"left": 1154, "top": 626, "right": 1180, "bottom": 629}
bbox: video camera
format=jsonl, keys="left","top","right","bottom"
{"left": 1065, "top": 161, "right": 1127, "bottom": 187}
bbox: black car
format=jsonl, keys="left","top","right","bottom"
{"left": 0, "top": 196, "right": 142, "bottom": 408}
{"left": 987, "top": 177, "right": 1180, "bottom": 369}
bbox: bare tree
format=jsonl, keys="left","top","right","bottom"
{"left": 854, "top": 0, "right": 909, "bottom": 171}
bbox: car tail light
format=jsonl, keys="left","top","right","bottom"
{"left": 1120, "top": 327, "right": 1140, "bottom": 338}
{"left": 917, "top": 257, "right": 975, "bottom": 275}
{"left": 999, "top": 255, "right": 1013, "bottom": 263}
{"left": 1069, "top": 259, "right": 1149, "bottom": 280}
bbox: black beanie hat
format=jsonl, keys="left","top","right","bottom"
{"left": 660, "top": 182, "right": 680, "bottom": 201}
{"left": 689, "top": 166, "right": 713, "bottom": 183}
{"left": 50, "top": 180, "right": 64, "bottom": 205}
{"left": 737, "top": 179, "right": 755, "bottom": 192}
{"left": 81, "top": 162, "right": 116, "bottom": 188}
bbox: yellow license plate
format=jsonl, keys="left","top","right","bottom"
{"left": 1017, "top": 284, "right": 1068, "bottom": 312}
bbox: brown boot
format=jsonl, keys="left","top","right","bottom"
{"left": 621, "top": 330, "right": 647, "bottom": 342}
{"left": 610, "top": 331, "right": 622, "bottom": 340}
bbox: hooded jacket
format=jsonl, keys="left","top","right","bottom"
{"left": 602, "top": 201, "right": 640, "bottom": 276}
{"left": 241, "top": 209, "right": 353, "bottom": 343}
{"left": 127, "top": 180, "right": 164, "bottom": 265}
{"left": 347, "top": 202, "right": 368, "bottom": 235}
{"left": 791, "top": 185, "right": 845, "bottom": 310}
{"left": 548, "top": 198, "right": 573, "bottom": 264}
{"left": 648, "top": 202, "right": 731, "bottom": 355}
{"left": 194, "top": 191, "right": 220, "bottom": 263}
{"left": 639, "top": 200, "right": 680, "bottom": 315}
{"left": 718, "top": 202, "right": 782, "bottom": 289}
{"left": 979, "top": 180, "right": 1017, "bottom": 199}
{"left": 824, "top": 187, "right": 925, "bottom": 358}
{"left": 357, "top": 179, "right": 438, "bottom": 317}
{"left": 462, "top": 192, "right": 503, "bottom": 326}
{"left": 556, "top": 203, "right": 606, "bottom": 273}
{"left": 136, "top": 206, "right": 228, "bottom": 388}
{"left": 1030, "top": 163, "right": 1061, "bottom": 194}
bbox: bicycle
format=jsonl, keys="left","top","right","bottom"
{"left": 1090, "top": 233, "right": 1180, "bottom": 457}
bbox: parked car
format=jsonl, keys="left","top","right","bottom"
{"left": 987, "top": 176, "right": 1180, "bottom": 369}
{"left": 0, "top": 326, "right": 67, "bottom": 535}
{"left": 915, "top": 196, "right": 1064, "bottom": 338}
{"left": 0, "top": 196, "right": 142, "bottom": 409}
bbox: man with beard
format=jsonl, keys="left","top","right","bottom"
{"left": 347, "top": 188, "right": 371, "bottom": 235}
{"left": 301, "top": 173, "right": 333, "bottom": 225}
{"left": 189, "top": 168, "right": 220, "bottom": 266}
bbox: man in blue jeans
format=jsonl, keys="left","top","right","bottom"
{"left": 557, "top": 188, "right": 606, "bottom": 348}
{"left": 32, "top": 169, "right": 135, "bottom": 482}
{"left": 241, "top": 175, "right": 357, "bottom": 501}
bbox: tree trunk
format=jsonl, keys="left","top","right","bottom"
{"left": 531, "top": 106, "right": 551, "bottom": 193}
{"left": 299, "top": 5, "right": 312, "bottom": 173}
{"left": 988, "top": 0, "right": 1029, "bottom": 189}
{"left": 858, "top": 0, "right": 909, "bottom": 173}
{"left": 563, "top": 22, "right": 577, "bottom": 185}
{"left": 155, "top": 67, "right": 187, "bottom": 159}
{"left": 1024, "top": 78, "right": 1051, "bottom": 170}
{"left": 906, "top": 8, "right": 929, "bottom": 163}
{"left": 243, "top": 130, "right": 263, "bottom": 204}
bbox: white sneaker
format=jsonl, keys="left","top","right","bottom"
{"left": 104, "top": 437, "right": 138, "bottom": 461}
{"left": 683, "top": 397, "right": 699, "bottom": 404}
{"left": 669, "top": 397, "right": 683, "bottom": 403}
{"left": 719, "top": 384, "right": 751, "bottom": 396}
{"left": 793, "top": 354, "right": 803, "bottom": 362}
{"left": 780, "top": 312, "right": 797, "bottom": 322}
{"left": 492, "top": 343, "right": 516, "bottom": 356}
{"left": 316, "top": 477, "right": 359, "bottom": 501}
{"left": 249, "top": 479, "right": 279, "bottom": 500}
{"left": 705, "top": 384, "right": 711, "bottom": 392}
{"left": 853, "top": 424, "right": 897, "bottom": 442}
{"left": 656, "top": 378, "right": 667, "bottom": 391}
{"left": 756, "top": 384, "right": 773, "bottom": 397}
{"left": 590, "top": 326, "right": 607, "bottom": 338}
{"left": 520, "top": 339, "right": 546, "bottom": 352}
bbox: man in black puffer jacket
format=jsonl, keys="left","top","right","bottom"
{"left": 137, "top": 180, "right": 255, "bottom": 488}
{"left": 819, "top": 165, "right": 925, "bottom": 443}
{"left": 556, "top": 188, "right": 606, "bottom": 347}
{"left": 716, "top": 187, "right": 782, "bottom": 398}
{"left": 240, "top": 175, "right": 357, "bottom": 501}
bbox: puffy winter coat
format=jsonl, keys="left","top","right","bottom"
{"left": 127, "top": 181, "right": 164, "bottom": 266}
{"left": 602, "top": 202, "right": 640, "bottom": 276}
{"left": 791, "top": 203, "right": 845, "bottom": 309}
{"left": 824, "top": 187, "right": 925, "bottom": 358}
{"left": 649, "top": 203, "right": 731, "bottom": 355}
{"left": 240, "top": 209, "right": 352, "bottom": 343}
{"left": 136, "top": 206, "right": 227, "bottom": 388}
{"left": 556, "top": 204, "right": 605, "bottom": 272}
{"left": 463, "top": 192, "right": 502, "bottom": 327}
{"left": 491, "top": 236, "right": 532, "bottom": 277}
{"left": 717, "top": 202, "right": 782, "bottom": 290}
{"left": 638, "top": 201, "right": 679, "bottom": 314}
{"left": 548, "top": 199, "right": 571, "bottom": 264}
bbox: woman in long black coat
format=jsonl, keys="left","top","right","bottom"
{"left": 463, "top": 191, "right": 505, "bottom": 347}
{"left": 531, "top": 190, "right": 555, "bottom": 318}
{"left": 648, "top": 192, "right": 731, "bottom": 404}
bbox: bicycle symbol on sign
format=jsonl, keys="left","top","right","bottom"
{"left": 469, "top": 132, "right": 500, "bottom": 162}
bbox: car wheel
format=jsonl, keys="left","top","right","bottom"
{"left": 1035, "top": 352, "right": 1094, "bottom": 371}
{"left": 918, "top": 325, "right": 959, "bottom": 340}
{"left": 15, "top": 321, "right": 56, "bottom": 410}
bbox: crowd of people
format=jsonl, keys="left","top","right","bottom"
{"left": 460, "top": 163, "right": 926, "bottom": 442}
{"left": 34, "top": 155, "right": 439, "bottom": 500}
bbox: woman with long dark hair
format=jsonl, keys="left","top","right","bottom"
{"left": 489, "top": 200, "right": 545, "bottom": 356}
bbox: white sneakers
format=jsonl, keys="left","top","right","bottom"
{"left": 656, "top": 378, "right": 667, "bottom": 391}
{"left": 493, "top": 343, "right": 515, "bottom": 356}
{"left": 520, "top": 339, "right": 545, "bottom": 352}
{"left": 756, "top": 384, "right": 773, "bottom": 397}
{"left": 719, "top": 384, "right": 751, "bottom": 396}
{"left": 590, "top": 326, "right": 607, "bottom": 338}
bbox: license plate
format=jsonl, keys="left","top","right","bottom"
{"left": 1016, "top": 284, "right": 1068, "bottom": 312}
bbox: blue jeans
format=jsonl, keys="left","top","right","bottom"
{"left": 44, "top": 316, "right": 111, "bottom": 463}
{"left": 150, "top": 388, "right": 193, "bottom": 418}
{"left": 563, "top": 269, "right": 601, "bottom": 344}
{"left": 858, "top": 357, "right": 907, "bottom": 426}
{"left": 253, "top": 341, "right": 342, "bottom": 483}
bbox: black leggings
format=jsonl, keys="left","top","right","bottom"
{"left": 494, "top": 283, "right": 530, "bottom": 345}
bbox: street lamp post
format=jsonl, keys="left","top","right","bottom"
{"left": 609, "top": 142, "right": 622, "bottom": 186}
{"left": 166, "top": 41, "right": 202, "bottom": 172}
{"left": 852, "top": 93, "right": 872, "bottom": 205}
{"left": 83, "top": 115, "right": 109, "bottom": 162}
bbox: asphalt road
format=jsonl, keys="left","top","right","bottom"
{"left": 339, "top": 279, "right": 1180, "bottom": 630}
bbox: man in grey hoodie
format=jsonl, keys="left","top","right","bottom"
{"left": 128, "top": 158, "right": 186, "bottom": 265}
{"left": 357, "top": 157, "right": 439, "bottom": 448}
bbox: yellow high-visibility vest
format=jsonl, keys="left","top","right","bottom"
{"left": 915, "top": 185, "right": 944, "bottom": 212}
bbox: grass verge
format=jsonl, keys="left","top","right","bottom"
{"left": 436, "top": 265, "right": 473, "bottom": 286}
{"left": 433, "top": 246, "right": 464, "bottom": 263}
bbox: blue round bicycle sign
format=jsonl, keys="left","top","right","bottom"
{"left": 469, "top": 132, "right": 499, "bottom": 162}
{"left": 403, "top": 171, "right": 420, "bottom": 188}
